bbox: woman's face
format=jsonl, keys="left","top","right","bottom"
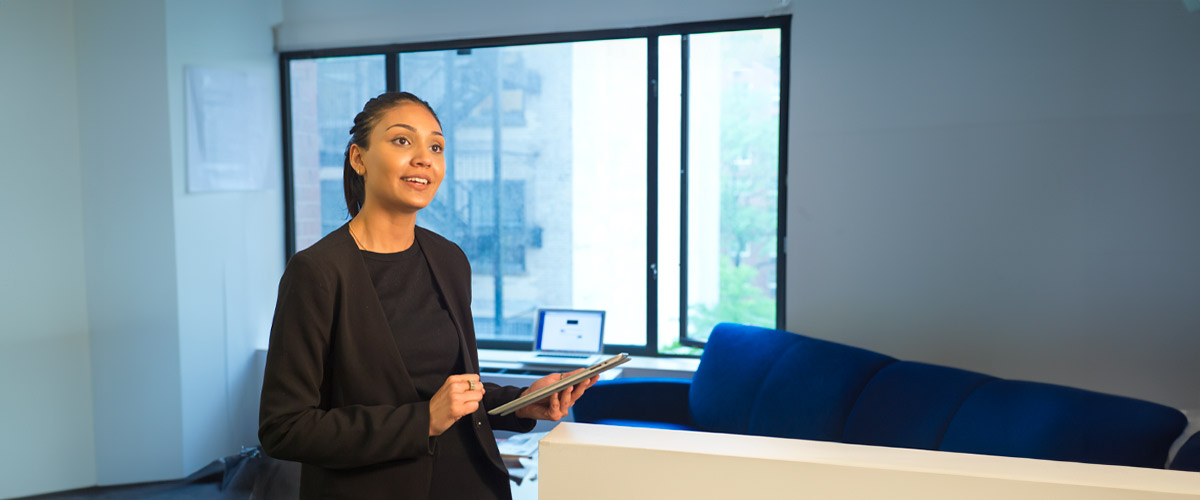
{"left": 352, "top": 102, "right": 446, "bottom": 214}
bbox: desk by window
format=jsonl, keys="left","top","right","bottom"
{"left": 478, "top": 349, "right": 699, "bottom": 380}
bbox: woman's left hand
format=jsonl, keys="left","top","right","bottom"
{"left": 513, "top": 368, "right": 600, "bottom": 421}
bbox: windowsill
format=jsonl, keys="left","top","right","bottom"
{"left": 478, "top": 349, "right": 699, "bottom": 379}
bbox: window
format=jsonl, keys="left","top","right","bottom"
{"left": 282, "top": 17, "right": 788, "bottom": 356}
{"left": 286, "top": 55, "right": 386, "bottom": 244}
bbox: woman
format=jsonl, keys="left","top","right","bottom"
{"left": 259, "top": 91, "right": 596, "bottom": 499}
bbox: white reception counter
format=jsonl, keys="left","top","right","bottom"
{"left": 539, "top": 422, "right": 1200, "bottom": 499}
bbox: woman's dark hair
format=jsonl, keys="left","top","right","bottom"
{"left": 343, "top": 91, "right": 441, "bottom": 217}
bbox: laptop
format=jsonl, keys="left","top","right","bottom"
{"left": 527, "top": 309, "right": 606, "bottom": 366}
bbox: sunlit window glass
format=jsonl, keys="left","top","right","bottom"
{"left": 401, "top": 40, "right": 648, "bottom": 344}
{"left": 684, "top": 29, "right": 781, "bottom": 344}
{"left": 288, "top": 55, "right": 386, "bottom": 252}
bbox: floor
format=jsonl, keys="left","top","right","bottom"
{"left": 15, "top": 482, "right": 226, "bottom": 500}
{"left": 18, "top": 477, "right": 540, "bottom": 500}
{"left": 13, "top": 448, "right": 295, "bottom": 500}
{"left": 17, "top": 475, "right": 539, "bottom": 500}
{"left": 14, "top": 447, "right": 541, "bottom": 500}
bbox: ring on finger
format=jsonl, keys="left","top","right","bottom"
{"left": 468, "top": 380, "right": 477, "bottom": 391}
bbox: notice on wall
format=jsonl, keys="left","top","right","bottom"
{"left": 185, "top": 66, "right": 272, "bottom": 192}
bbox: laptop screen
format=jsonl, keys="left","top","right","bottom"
{"left": 535, "top": 309, "right": 605, "bottom": 354}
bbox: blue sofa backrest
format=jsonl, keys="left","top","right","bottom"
{"left": 1171, "top": 432, "right": 1200, "bottom": 471}
{"left": 939, "top": 380, "right": 1186, "bottom": 468}
{"left": 843, "top": 361, "right": 996, "bottom": 450}
{"left": 690, "top": 323, "right": 1187, "bottom": 468}
{"left": 690, "top": 323, "right": 895, "bottom": 441}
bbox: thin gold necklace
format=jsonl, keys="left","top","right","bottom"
{"left": 348, "top": 222, "right": 364, "bottom": 250}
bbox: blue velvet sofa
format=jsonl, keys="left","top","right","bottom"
{"left": 1173, "top": 431, "right": 1200, "bottom": 472}
{"left": 573, "top": 323, "right": 1198, "bottom": 470}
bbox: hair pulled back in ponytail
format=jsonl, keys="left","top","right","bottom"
{"left": 343, "top": 91, "right": 441, "bottom": 218}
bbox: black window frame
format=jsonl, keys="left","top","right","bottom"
{"left": 280, "top": 15, "right": 790, "bottom": 357}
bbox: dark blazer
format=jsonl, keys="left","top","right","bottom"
{"left": 259, "top": 224, "right": 534, "bottom": 499}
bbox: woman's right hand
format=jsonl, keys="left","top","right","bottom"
{"left": 428, "top": 374, "right": 485, "bottom": 436}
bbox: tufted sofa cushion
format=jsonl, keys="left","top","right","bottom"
{"left": 1170, "top": 432, "right": 1200, "bottom": 472}
{"left": 689, "top": 323, "right": 895, "bottom": 441}
{"left": 842, "top": 361, "right": 996, "bottom": 450}
{"left": 938, "top": 380, "right": 1186, "bottom": 468}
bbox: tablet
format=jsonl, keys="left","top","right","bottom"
{"left": 487, "top": 353, "right": 631, "bottom": 416}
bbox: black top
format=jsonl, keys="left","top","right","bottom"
{"left": 361, "top": 241, "right": 507, "bottom": 499}
{"left": 361, "top": 241, "right": 461, "bottom": 399}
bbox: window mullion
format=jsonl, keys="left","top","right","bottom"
{"left": 777, "top": 24, "right": 790, "bottom": 331}
{"left": 281, "top": 55, "right": 296, "bottom": 260}
{"left": 386, "top": 53, "right": 399, "bottom": 92}
{"left": 646, "top": 35, "right": 659, "bottom": 355}
{"left": 679, "top": 34, "right": 692, "bottom": 347}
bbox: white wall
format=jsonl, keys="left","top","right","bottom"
{"left": 1, "top": 0, "right": 284, "bottom": 494}
{"left": 75, "top": 0, "right": 185, "bottom": 485}
{"left": 279, "top": 0, "right": 1200, "bottom": 409}
{"left": 277, "top": 0, "right": 790, "bottom": 51}
{"left": 0, "top": 2, "right": 97, "bottom": 497}
{"left": 164, "top": 0, "right": 284, "bottom": 475}
{"left": 75, "top": 0, "right": 284, "bottom": 487}
{"left": 787, "top": 0, "right": 1200, "bottom": 410}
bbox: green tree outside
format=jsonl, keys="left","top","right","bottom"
{"left": 686, "top": 29, "right": 780, "bottom": 344}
